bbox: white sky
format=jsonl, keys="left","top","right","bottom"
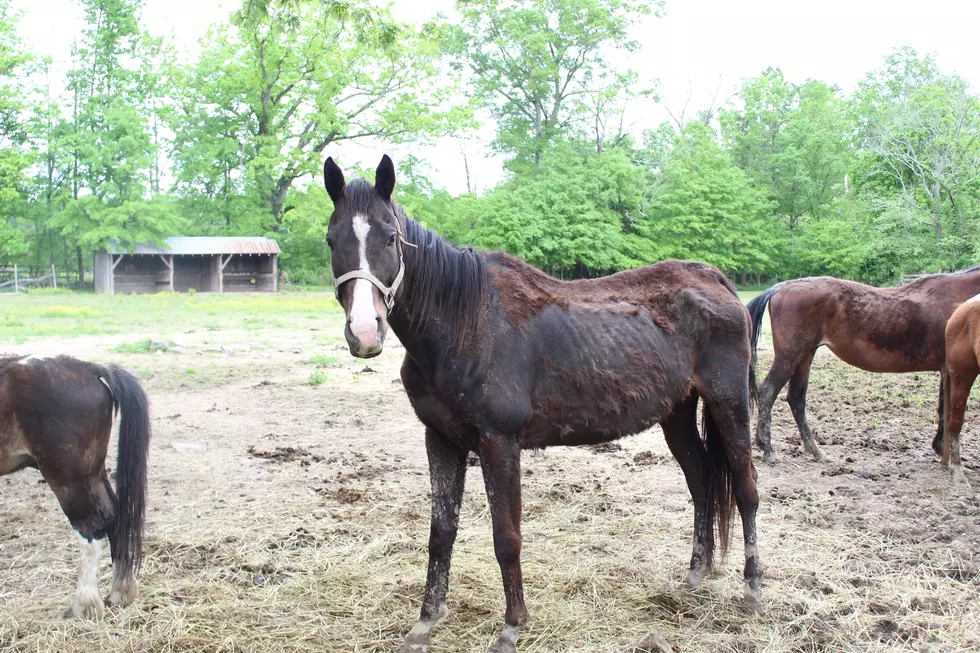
{"left": 13, "top": 0, "right": 980, "bottom": 196}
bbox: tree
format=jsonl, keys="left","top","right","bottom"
{"left": 635, "top": 122, "right": 774, "bottom": 277}
{"left": 51, "top": 0, "right": 185, "bottom": 282}
{"left": 0, "top": 0, "right": 33, "bottom": 260}
{"left": 452, "top": 0, "right": 661, "bottom": 167}
{"left": 862, "top": 61, "right": 980, "bottom": 268}
{"left": 171, "top": 0, "right": 468, "bottom": 233}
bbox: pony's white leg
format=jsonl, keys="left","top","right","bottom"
{"left": 66, "top": 533, "right": 103, "bottom": 619}
{"left": 107, "top": 561, "right": 139, "bottom": 607}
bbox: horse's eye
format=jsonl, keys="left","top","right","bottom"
{"left": 326, "top": 236, "right": 334, "bottom": 250}
{"left": 387, "top": 233, "right": 397, "bottom": 247}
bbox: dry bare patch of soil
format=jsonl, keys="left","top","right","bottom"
{"left": 1, "top": 309, "right": 978, "bottom": 652}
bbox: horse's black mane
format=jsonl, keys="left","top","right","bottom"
{"left": 397, "top": 209, "right": 488, "bottom": 345}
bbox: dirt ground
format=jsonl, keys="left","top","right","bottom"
{"left": 1, "top": 306, "right": 978, "bottom": 652}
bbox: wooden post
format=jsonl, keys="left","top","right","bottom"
{"left": 13, "top": 264, "right": 17, "bottom": 294}
{"left": 219, "top": 254, "right": 233, "bottom": 293}
{"left": 51, "top": 264, "right": 57, "bottom": 290}
{"left": 272, "top": 255, "right": 278, "bottom": 292}
{"left": 110, "top": 254, "right": 124, "bottom": 295}
{"left": 159, "top": 255, "right": 174, "bottom": 292}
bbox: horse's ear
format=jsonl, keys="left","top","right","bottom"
{"left": 323, "top": 157, "right": 345, "bottom": 203}
{"left": 376, "top": 154, "right": 395, "bottom": 202}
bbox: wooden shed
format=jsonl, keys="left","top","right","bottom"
{"left": 95, "top": 237, "right": 280, "bottom": 294}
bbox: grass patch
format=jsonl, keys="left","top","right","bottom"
{"left": 0, "top": 291, "right": 344, "bottom": 343}
{"left": 39, "top": 305, "right": 99, "bottom": 319}
{"left": 308, "top": 369, "right": 329, "bottom": 386}
{"left": 111, "top": 339, "right": 151, "bottom": 354}
{"left": 305, "top": 354, "right": 339, "bottom": 367}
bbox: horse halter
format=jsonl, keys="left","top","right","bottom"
{"left": 332, "top": 253, "right": 405, "bottom": 311}
{"left": 331, "top": 210, "right": 414, "bottom": 311}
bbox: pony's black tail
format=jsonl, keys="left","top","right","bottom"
{"left": 101, "top": 365, "right": 151, "bottom": 575}
{"left": 702, "top": 405, "right": 736, "bottom": 565}
{"left": 745, "top": 285, "right": 780, "bottom": 405}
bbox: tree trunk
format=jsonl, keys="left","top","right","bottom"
{"left": 76, "top": 246, "right": 84, "bottom": 288}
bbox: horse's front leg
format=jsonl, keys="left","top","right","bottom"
{"left": 397, "top": 429, "right": 468, "bottom": 653}
{"left": 480, "top": 432, "right": 526, "bottom": 653}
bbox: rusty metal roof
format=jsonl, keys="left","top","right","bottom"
{"left": 108, "top": 237, "right": 281, "bottom": 256}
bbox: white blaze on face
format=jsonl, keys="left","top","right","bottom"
{"left": 348, "top": 213, "right": 381, "bottom": 349}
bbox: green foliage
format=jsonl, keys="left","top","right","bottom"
{"left": 633, "top": 122, "right": 774, "bottom": 275}
{"left": 2, "top": 0, "right": 979, "bottom": 287}
{"left": 451, "top": 0, "right": 661, "bottom": 166}
{"left": 308, "top": 369, "right": 329, "bottom": 385}
{"left": 170, "top": 0, "right": 469, "bottom": 232}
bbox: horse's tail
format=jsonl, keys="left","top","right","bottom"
{"left": 101, "top": 365, "right": 151, "bottom": 575}
{"left": 702, "top": 404, "right": 736, "bottom": 565}
{"left": 746, "top": 285, "right": 781, "bottom": 405}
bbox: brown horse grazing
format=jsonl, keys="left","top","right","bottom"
{"left": 941, "top": 295, "right": 980, "bottom": 487}
{"left": 0, "top": 355, "right": 150, "bottom": 618}
{"left": 323, "top": 155, "right": 762, "bottom": 653}
{"left": 747, "top": 268, "right": 980, "bottom": 463}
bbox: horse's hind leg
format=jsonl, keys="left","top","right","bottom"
{"left": 933, "top": 371, "right": 946, "bottom": 457}
{"left": 661, "top": 393, "right": 712, "bottom": 587}
{"left": 699, "top": 366, "right": 763, "bottom": 613}
{"left": 756, "top": 350, "right": 805, "bottom": 463}
{"left": 46, "top": 471, "right": 116, "bottom": 618}
{"left": 944, "top": 370, "right": 976, "bottom": 488}
{"left": 787, "top": 350, "right": 825, "bottom": 462}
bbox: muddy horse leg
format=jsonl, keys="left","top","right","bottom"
{"left": 397, "top": 429, "right": 468, "bottom": 653}
{"left": 701, "top": 369, "right": 763, "bottom": 613}
{"left": 943, "top": 370, "right": 976, "bottom": 488}
{"left": 756, "top": 351, "right": 806, "bottom": 463}
{"left": 479, "top": 432, "right": 526, "bottom": 653}
{"left": 46, "top": 472, "right": 116, "bottom": 618}
{"left": 661, "top": 393, "right": 713, "bottom": 587}
{"left": 933, "top": 370, "right": 946, "bottom": 456}
{"left": 787, "top": 350, "right": 825, "bottom": 462}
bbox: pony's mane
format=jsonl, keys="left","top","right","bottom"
{"left": 397, "top": 208, "right": 488, "bottom": 346}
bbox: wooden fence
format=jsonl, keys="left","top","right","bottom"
{"left": 0, "top": 265, "right": 57, "bottom": 293}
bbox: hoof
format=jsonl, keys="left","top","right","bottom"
{"left": 65, "top": 592, "right": 103, "bottom": 619}
{"left": 806, "top": 446, "right": 827, "bottom": 463}
{"left": 743, "top": 584, "right": 763, "bottom": 616}
{"left": 396, "top": 640, "right": 430, "bottom": 653}
{"left": 107, "top": 576, "right": 138, "bottom": 608}
{"left": 683, "top": 568, "right": 705, "bottom": 589}
{"left": 489, "top": 639, "right": 518, "bottom": 653}
{"left": 951, "top": 466, "right": 971, "bottom": 492}
{"left": 489, "top": 624, "right": 520, "bottom": 653}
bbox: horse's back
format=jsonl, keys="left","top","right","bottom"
{"left": 0, "top": 355, "right": 113, "bottom": 476}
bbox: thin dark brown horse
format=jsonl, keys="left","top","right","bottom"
{"left": 941, "top": 294, "right": 980, "bottom": 488}
{"left": 747, "top": 269, "right": 980, "bottom": 463}
{"left": 323, "top": 155, "right": 762, "bottom": 652}
{"left": 0, "top": 354, "right": 150, "bottom": 618}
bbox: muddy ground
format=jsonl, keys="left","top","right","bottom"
{"left": 1, "top": 310, "right": 978, "bottom": 652}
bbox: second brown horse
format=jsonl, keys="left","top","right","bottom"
{"left": 748, "top": 268, "right": 980, "bottom": 462}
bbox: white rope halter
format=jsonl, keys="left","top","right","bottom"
{"left": 332, "top": 254, "right": 405, "bottom": 311}
{"left": 331, "top": 210, "right": 415, "bottom": 311}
